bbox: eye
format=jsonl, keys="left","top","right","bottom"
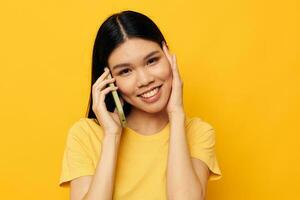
{"left": 118, "top": 68, "right": 131, "bottom": 76}
{"left": 147, "top": 57, "right": 159, "bottom": 65}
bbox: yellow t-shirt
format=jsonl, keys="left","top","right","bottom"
{"left": 59, "top": 116, "right": 222, "bottom": 199}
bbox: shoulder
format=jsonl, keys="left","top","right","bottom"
{"left": 66, "top": 117, "right": 104, "bottom": 142}
{"left": 184, "top": 116, "right": 216, "bottom": 144}
{"left": 185, "top": 116, "right": 215, "bottom": 133}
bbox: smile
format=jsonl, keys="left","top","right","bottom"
{"left": 138, "top": 85, "right": 162, "bottom": 103}
{"left": 140, "top": 87, "right": 160, "bottom": 98}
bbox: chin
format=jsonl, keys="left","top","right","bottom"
{"left": 141, "top": 104, "right": 167, "bottom": 114}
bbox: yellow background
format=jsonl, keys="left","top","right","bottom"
{"left": 1, "top": 0, "right": 299, "bottom": 199}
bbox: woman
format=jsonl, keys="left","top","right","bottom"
{"left": 59, "top": 10, "right": 222, "bottom": 200}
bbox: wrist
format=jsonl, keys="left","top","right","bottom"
{"left": 104, "top": 131, "right": 121, "bottom": 143}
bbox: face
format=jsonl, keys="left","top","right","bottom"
{"left": 107, "top": 38, "right": 172, "bottom": 114}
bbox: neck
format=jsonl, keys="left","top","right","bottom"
{"left": 126, "top": 108, "right": 169, "bottom": 135}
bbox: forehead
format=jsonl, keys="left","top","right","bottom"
{"left": 108, "top": 38, "right": 161, "bottom": 66}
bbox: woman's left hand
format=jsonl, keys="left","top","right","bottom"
{"left": 162, "top": 42, "right": 184, "bottom": 116}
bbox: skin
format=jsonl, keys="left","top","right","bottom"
{"left": 81, "top": 38, "right": 210, "bottom": 200}
{"left": 107, "top": 38, "right": 179, "bottom": 135}
{"left": 106, "top": 39, "right": 211, "bottom": 199}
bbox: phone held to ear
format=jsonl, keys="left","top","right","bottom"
{"left": 105, "top": 68, "right": 127, "bottom": 128}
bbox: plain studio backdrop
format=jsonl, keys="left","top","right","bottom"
{"left": 0, "top": 0, "right": 299, "bottom": 199}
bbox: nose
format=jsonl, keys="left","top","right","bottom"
{"left": 136, "top": 68, "right": 155, "bottom": 88}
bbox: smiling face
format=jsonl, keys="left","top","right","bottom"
{"left": 107, "top": 38, "right": 173, "bottom": 114}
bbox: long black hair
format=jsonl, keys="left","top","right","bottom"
{"left": 86, "top": 10, "right": 167, "bottom": 119}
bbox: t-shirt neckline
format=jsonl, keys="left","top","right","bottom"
{"left": 124, "top": 122, "right": 170, "bottom": 141}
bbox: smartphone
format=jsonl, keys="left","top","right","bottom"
{"left": 105, "top": 68, "right": 127, "bottom": 128}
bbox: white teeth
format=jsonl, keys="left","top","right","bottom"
{"left": 140, "top": 87, "right": 159, "bottom": 98}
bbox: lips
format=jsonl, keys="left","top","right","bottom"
{"left": 137, "top": 85, "right": 162, "bottom": 97}
{"left": 138, "top": 85, "right": 162, "bottom": 103}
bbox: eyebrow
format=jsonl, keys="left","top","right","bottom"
{"left": 111, "top": 50, "right": 160, "bottom": 70}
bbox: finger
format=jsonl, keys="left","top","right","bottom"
{"left": 173, "top": 54, "right": 183, "bottom": 83}
{"left": 98, "top": 85, "right": 118, "bottom": 103}
{"left": 94, "top": 77, "right": 116, "bottom": 92}
{"left": 93, "top": 67, "right": 111, "bottom": 87}
{"left": 92, "top": 80, "right": 116, "bottom": 105}
{"left": 93, "top": 85, "right": 118, "bottom": 125}
{"left": 162, "top": 42, "right": 181, "bottom": 79}
{"left": 162, "top": 41, "right": 173, "bottom": 65}
{"left": 172, "top": 54, "right": 181, "bottom": 79}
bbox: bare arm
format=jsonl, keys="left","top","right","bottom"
{"left": 70, "top": 132, "right": 121, "bottom": 200}
{"left": 167, "top": 111, "right": 205, "bottom": 200}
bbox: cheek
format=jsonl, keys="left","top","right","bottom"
{"left": 154, "top": 58, "right": 172, "bottom": 79}
{"left": 115, "top": 79, "right": 134, "bottom": 96}
{"left": 160, "top": 63, "right": 173, "bottom": 91}
{"left": 158, "top": 62, "right": 172, "bottom": 81}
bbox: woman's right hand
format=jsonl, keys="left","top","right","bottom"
{"left": 92, "top": 67, "right": 123, "bottom": 137}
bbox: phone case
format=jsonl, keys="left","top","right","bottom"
{"left": 106, "top": 69, "right": 127, "bottom": 127}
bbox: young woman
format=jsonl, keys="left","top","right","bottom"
{"left": 59, "top": 10, "right": 222, "bottom": 200}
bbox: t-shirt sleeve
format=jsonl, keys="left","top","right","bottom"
{"left": 59, "top": 121, "right": 95, "bottom": 187}
{"left": 186, "top": 117, "right": 222, "bottom": 181}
